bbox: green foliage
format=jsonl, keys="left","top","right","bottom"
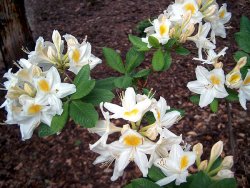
{"left": 163, "top": 51, "right": 172, "bottom": 71}
{"left": 210, "top": 98, "right": 219, "bottom": 113}
{"left": 133, "top": 69, "right": 152, "bottom": 78}
{"left": 125, "top": 47, "right": 145, "bottom": 73}
{"left": 129, "top": 178, "right": 160, "bottom": 188}
{"left": 165, "top": 38, "right": 178, "bottom": 50}
{"left": 39, "top": 102, "right": 69, "bottom": 137}
{"left": 114, "top": 76, "right": 133, "bottom": 89}
{"left": 147, "top": 165, "right": 166, "bottom": 182}
{"left": 152, "top": 49, "right": 165, "bottom": 71}
{"left": 103, "top": 47, "right": 125, "bottom": 73}
{"left": 73, "top": 65, "right": 91, "bottom": 86}
{"left": 148, "top": 36, "right": 160, "bottom": 48}
{"left": 189, "top": 95, "right": 200, "bottom": 105}
{"left": 175, "top": 46, "right": 190, "bottom": 55}
{"left": 82, "top": 88, "right": 115, "bottom": 106}
{"left": 129, "top": 34, "right": 149, "bottom": 52}
{"left": 69, "top": 100, "right": 98, "bottom": 128}
{"left": 226, "top": 88, "right": 239, "bottom": 102}
{"left": 135, "top": 19, "right": 153, "bottom": 37}
{"left": 208, "top": 178, "right": 237, "bottom": 188}
{"left": 95, "top": 77, "right": 116, "bottom": 90}
{"left": 240, "top": 16, "right": 250, "bottom": 32}
{"left": 235, "top": 32, "right": 250, "bottom": 53}
{"left": 143, "top": 111, "right": 156, "bottom": 124}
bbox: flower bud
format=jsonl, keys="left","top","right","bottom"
{"left": 226, "top": 71, "right": 242, "bottom": 89}
{"left": 198, "top": 160, "right": 208, "bottom": 171}
{"left": 185, "top": 24, "right": 195, "bottom": 37}
{"left": 24, "top": 83, "right": 36, "bottom": 97}
{"left": 203, "top": 5, "right": 218, "bottom": 18}
{"left": 145, "top": 124, "right": 158, "bottom": 140}
{"left": 235, "top": 56, "right": 247, "bottom": 70}
{"left": 221, "top": 156, "right": 233, "bottom": 169}
{"left": 214, "top": 169, "right": 234, "bottom": 180}
{"left": 213, "top": 61, "right": 223, "bottom": 69}
{"left": 196, "top": 0, "right": 202, "bottom": 7}
{"left": 210, "top": 141, "right": 223, "bottom": 164}
{"left": 193, "top": 143, "right": 203, "bottom": 158}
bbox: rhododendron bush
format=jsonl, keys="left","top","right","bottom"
{"left": 1, "top": 0, "right": 250, "bottom": 187}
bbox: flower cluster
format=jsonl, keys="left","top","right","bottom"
{"left": 1, "top": 30, "right": 102, "bottom": 140}
{"left": 142, "top": 0, "right": 231, "bottom": 58}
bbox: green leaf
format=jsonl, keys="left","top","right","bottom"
{"left": 241, "top": 66, "right": 249, "bottom": 78}
{"left": 152, "top": 49, "right": 164, "bottom": 71}
{"left": 209, "top": 178, "right": 237, "bottom": 188}
{"left": 71, "top": 80, "right": 95, "bottom": 100}
{"left": 148, "top": 166, "right": 166, "bottom": 182}
{"left": 133, "top": 69, "right": 151, "bottom": 78}
{"left": 163, "top": 51, "right": 172, "bottom": 71}
{"left": 235, "top": 31, "right": 250, "bottom": 53}
{"left": 73, "top": 65, "right": 90, "bottom": 86}
{"left": 126, "top": 47, "right": 145, "bottom": 73}
{"left": 144, "top": 111, "right": 156, "bottom": 124}
{"left": 114, "top": 76, "right": 133, "bottom": 89}
{"left": 240, "top": 16, "right": 250, "bottom": 32}
{"left": 175, "top": 46, "right": 190, "bottom": 55}
{"left": 124, "top": 183, "right": 134, "bottom": 188}
{"left": 165, "top": 38, "right": 177, "bottom": 50}
{"left": 148, "top": 36, "right": 160, "bottom": 48}
{"left": 69, "top": 100, "right": 98, "bottom": 128}
{"left": 128, "top": 34, "right": 149, "bottom": 51}
{"left": 210, "top": 98, "right": 219, "bottom": 113}
{"left": 226, "top": 88, "right": 239, "bottom": 102}
{"left": 189, "top": 171, "right": 212, "bottom": 188}
{"left": 190, "top": 95, "right": 200, "bottom": 105}
{"left": 209, "top": 157, "right": 222, "bottom": 172}
{"left": 39, "top": 102, "right": 69, "bottom": 137}
{"left": 95, "top": 77, "right": 116, "bottom": 90}
{"left": 131, "top": 178, "right": 161, "bottom": 188}
{"left": 82, "top": 88, "right": 115, "bottom": 106}
{"left": 103, "top": 47, "right": 125, "bottom": 73}
{"left": 233, "top": 51, "right": 250, "bottom": 66}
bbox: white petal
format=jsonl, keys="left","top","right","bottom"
{"left": 156, "top": 175, "right": 178, "bottom": 187}
{"left": 55, "top": 83, "right": 76, "bottom": 98}
{"left": 199, "top": 89, "right": 215, "bottom": 107}
{"left": 117, "top": 150, "right": 131, "bottom": 172}
{"left": 134, "top": 151, "right": 149, "bottom": 177}
{"left": 187, "top": 81, "right": 205, "bottom": 94}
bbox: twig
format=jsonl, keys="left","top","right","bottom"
{"left": 63, "top": 72, "right": 73, "bottom": 83}
{"left": 226, "top": 101, "right": 236, "bottom": 166}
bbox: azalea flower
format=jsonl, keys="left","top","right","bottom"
{"left": 165, "top": 0, "right": 203, "bottom": 24}
{"left": 64, "top": 34, "right": 102, "bottom": 74}
{"left": 104, "top": 87, "right": 152, "bottom": 122}
{"left": 238, "top": 70, "right": 250, "bottom": 110}
{"left": 154, "top": 144, "right": 196, "bottom": 186}
{"left": 142, "top": 15, "right": 171, "bottom": 47}
{"left": 187, "top": 23, "right": 216, "bottom": 59}
{"left": 187, "top": 66, "right": 228, "bottom": 107}
{"left": 34, "top": 66, "right": 76, "bottom": 115}
{"left": 193, "top": 47, "right": 228, "bottom": 64}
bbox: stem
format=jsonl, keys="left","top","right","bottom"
{"left": 64, "top": 72, "right": 73, "bottom": 83}
{"left": 226, "top": 101, "right": 236, "bottom": 164}
{"left": 207, "top": 165, "right": 222, "bottom": 177}
{"left": 131, "top": 122, "right": 136, "bottom": 130}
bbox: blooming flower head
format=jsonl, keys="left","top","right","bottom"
{"left": 187, "top": 66, "right": 228, "bottom": 107}
{"left": 239, "top": 69, "right": 250, "bottom": 110}
{"left": 154, "top": 144, "right": 196, "bottom": 186}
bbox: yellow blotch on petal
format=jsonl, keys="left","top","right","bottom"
{"left": 219, "top": 10, "right": 225, "bottom": 19}
{"left": 28, "top": 104, "right": 42, "bottom": 115}
{"left": 228, "top": 73, "right": 241, "bottom": 84}
{"left": 124, "top": 134, "right": 142, "bottom": 147}
{"left": 210, "top": 75, "right": 221, "bottom": 85}
{"left": 184, "top": 3, "right": 196, "bottom": 14}
{"left": 244, "top": 75, "right": 250, "bottom": 85}
{"left": 72, "top": 49, "right": 80, "bottom": 63}
{"left": 180, "top": 155, "right": 189, "bottom": 170}
{"left": 160, "top": 24, "right": 168, "bottom": 36}
{"left": 157, "top": 111, "right": 161, "bottom": 119}
{"left": 38, "top": 79, "right": 50, "bottom": 92}
{"left": 124, "top": 109, "right": 139, "bottom": 117}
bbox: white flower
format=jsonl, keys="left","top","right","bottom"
{"left": 15, "top": 95, "right": 55, "bottom": 140}
{"left": 104, "top": 87, "right": 152, "bottom": 122}
{"left": 142, "top": 15, "right": 171, "bottom": 47}
{"left": 188, "top": 23, "right": 215, "bottom": 59}
{"left": 238, "top": 70, "right": 250, "bottom": 110}
{"left": 187, "top": 66, "right": 228, "bottom": 107}
{"left": 64, "top": 34, "right": 102, "bottom": 74}
{"left": 166, "top": 0, "right": 203, "bottom": 24}
{"left": 34, "top": 66, "right": 76, "bottom": 115}
{"left": 154, "top": 144, "right": 196, "bottom": 186}
{"left": 89, "top": 102, "right": 122, "bottom": 149}
{"left": 193, "top": 47, "right": 228, "bottom": 64}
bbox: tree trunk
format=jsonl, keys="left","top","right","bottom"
{"left": 0, "top": 0, "right": 34, "bottom": 70}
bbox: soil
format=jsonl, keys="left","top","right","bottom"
{"left": 0, "top": 0, "right": 250, "bottom": 187}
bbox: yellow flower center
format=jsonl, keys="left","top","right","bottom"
{"left": 72, "top": 49, "right": 80, "bottom": 63}
{"left": 38, "top": 79, "right": 50, "bottom": 92}
{"left": 160, "top": 24, "right": 168, "bottom": 36}
{"left": 180, "top": 155, "right": 189, "bottom": 170}
{"left": 184, "top": 3, "right": 196, "bottom": 14}
{"left": 244, "top": 75, "right": 250, "bottom": 85}
{"left": 210, "top": 75, "right": 220, "bottom": 85}
{"left": 219, "top": 10, "right": 225, "bottom": 19}
{"left": 124, "top": 134, "right": 142, "bottom": 147}
{"left": 28, "top": 104, "right": 42, "bottom": 115}
{"left": 157, "top": 111, "right": 161, "bottom": 119}
{"left": 228, "top": 73, "right": 241, "bottom": 84}
{"left": 124, "top": 109, "right": 139, "bottom": 117}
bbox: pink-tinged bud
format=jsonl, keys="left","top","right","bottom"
{"left": 214, "top": 169, "right": 234, "bottom": 180}
{"left": 210, "top": 141, "right": 223, "bottom": 163}
{"left": 198, "top": 160, "right": 208, "bottom": 171}
{"left": 193, "top": 143, "right": 203, "bottom": 158}
{"left": 222, "top": 156, "right": 233, "bottom": 169}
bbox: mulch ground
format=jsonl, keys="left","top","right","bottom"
{"left": 0, "top": 0, "right": 250, "bottom": 187}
